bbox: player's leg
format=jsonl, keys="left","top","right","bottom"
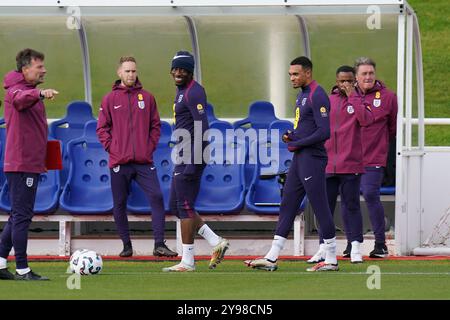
{"left": 134, "top": 163, "right": 177, "bottom": 257}
{"left": 163, "top": 165, "right": 228, "bottom": 271}
{"left": 186, "top": 167, "right": 229, "bottom": 269}
{"left": 301, "top": 156, "right": 338, "bottom": 272}
{"left": 0, "top": 208, "right": 13, "bottom": 280}
{"left": 308, "top": 175, "right": 339, "bottom": 264}
{"left": 361, "top": 167, "right": 388, "bottom": 258}
{"left": 7, "top": 172, "right": 48, "bottom": 280}
{"left": 163, "top": 166, "right": 196, "bottom": 271}
{"left": 245, "top": 155, "right": 304, "bottom": 271}
{"left": 340, "top": 174, "right": 364, "bottom": 263}
{"left": 110, "top": 164, "right": 133, "bottom": 257}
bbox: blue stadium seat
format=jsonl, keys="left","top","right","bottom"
{"left": 232, "top": 101, "right": 283, "bottom": 190}
{"left": 245, "top": 120, "right": 307, "bottom": 214}
{"left": 205, "top": 103, "right": 219, "bottom": 124}
{"left": 0, "top": 132, "right": 61, "bottom": 214}
{"left": 380, "top": 186, "right": 395, "bottom": 195}
{"left": 59, "top": 120, "right": 113, "bottom": 214}
{"left": 206, "top": 102, "right": 230, "bottom": 127}
{"left": 360, "top": 186, "right": 396, "bottom": 195}
{"left": 206, "top": 120, "right": 236, "bottom": 139}
{"left": 268, "top": 119, "right": 294, "bottom": 136}
{"left": 49, "top": 101, "right": 95, "bottom": 186}
{"left": 0, "top": 169, "right": 61, "bottom": 214}
{"left": 127, "top": 121, "right": 174, "bottom": 213}
{"left": 195, "top": 121, "right": 246, "bottom": 214}
{"left": 233, "top": 100, "right": 280, "bottom": 130}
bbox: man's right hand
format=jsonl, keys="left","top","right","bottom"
{"left": 40, "top": 89, "right": 59, "bottom": 100}
{"left": 282, "top": 130, "right": 292, "bottom": 143}
{"left": 342, "top": 83, "right": 355, "bottom": 97}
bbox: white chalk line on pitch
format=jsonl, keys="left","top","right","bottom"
{"left": 56, "top": 271, "right": 450, "bottom": 276}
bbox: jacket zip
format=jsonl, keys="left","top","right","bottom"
{"left": 333, "top": 96, "right": 341, "bottom": 173}
{"left": 128, "top": 92, "right": 136, "bottom": 160}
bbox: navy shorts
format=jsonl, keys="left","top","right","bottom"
{"left": 169, "top": 164, "right": 204, "bottom": 219}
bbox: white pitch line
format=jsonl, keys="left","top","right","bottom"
{"left": 55, "top": 271, "right": 450, "bottom": 276}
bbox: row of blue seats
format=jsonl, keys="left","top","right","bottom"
{"left": 0, "top": 118, "right": 301, "bottom": 215}
{"left": 207, "top": 100, "right": 395, "bottom": 195}
{"left": 0, "top": 100, "right": 395, "bottom": 196}
{"left": 0, "top": 100, "right": 393, "bottom": 215}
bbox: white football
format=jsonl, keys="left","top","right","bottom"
{"left": 72, "top": 250, "right": 103, "bottom": 276}
{"left": 69, "top": 249, "right": 90, "bottom": 273}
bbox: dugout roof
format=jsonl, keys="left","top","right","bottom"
{"left": 0, "top": 0, "right": 417, "bottom": 120}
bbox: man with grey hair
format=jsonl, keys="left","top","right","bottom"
{"left": 343, "top": 57, "right": 397, "bottom": 259}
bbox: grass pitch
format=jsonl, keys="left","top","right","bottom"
{"left": 1, "top": 259, "right": 449, "bottom": 300}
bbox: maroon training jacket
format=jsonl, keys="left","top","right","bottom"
{"left": 357, "top": 81, "right": 398, "bottom": 167}
{"left": 3, "top": 70, "right": 48, "bottom": 173}
{"left": 96, "top": 79, "right": 161, "bottom": 168}
{"left": 325, "top": 86, "right": 374, "bottom": 174}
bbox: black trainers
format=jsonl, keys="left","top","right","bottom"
{"left": 119, "top": 242, "right": 133, "bottom": 257}
{"left": 15, "top": 270, "right": 49, "bottom": 281}
{"left": 342, "top": 242, "right": 351, "bottom": 258}
{"left": 370, "top": 242, "right": 388, "bottom": 258}
{"left": 0, "top": 268, "right": 15, "bottom": 280}
{"left": 153, "top": 242, "right": 178, "bottom": 257}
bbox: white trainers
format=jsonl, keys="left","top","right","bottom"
{"left": 350, "top": 241, "right": 364, "bottom": 264}
{"left": 306, "top": 244, "right": 326, "bottom": 264}
{"left": 209, "top": 238, "right": 229, "bottom": 269}
{"left": 162, "top": 262, "right": 195, "bottom": 272}
{"left": 306, "top": 261, "right": 339, "bottom": 272}
{"left": 244, "top": 258, "right": 278, "bottom": 271}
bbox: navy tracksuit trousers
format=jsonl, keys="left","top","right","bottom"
{"left": 275, "top": 151, "right": 335, "bottom": 240}
{"left": 322, "top": 173, "right": 364, "bottom": 243}
{"left": 361, "top": 166, "right": 386, "bottom": 243}
{"left": 0, "top": 172, "right": 39, "bottom": 269}
{"left": 110, "top": 163, "right": 166, "bottom": 245}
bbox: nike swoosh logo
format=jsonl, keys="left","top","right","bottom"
{"left": 113, "top": 105, "right": 122, "bottom": 109}
{"left": 174, "top": 172, "right": 181, "bottom": 176}
{"left": 150, "top": 167, "right": 156, "bottom": 170}
{"left": 304, "top": 176, "right": 312, "bottom": 181}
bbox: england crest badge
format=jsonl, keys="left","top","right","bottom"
{"left": 26, "top": 177, "right": 34, "bottom": 187}
{"left": 347, "top": 105, "right": 354, "bottom": 114}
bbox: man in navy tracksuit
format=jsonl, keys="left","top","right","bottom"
{"left": 245, "top": 56, "right": 338, "bottom": 272}
{"left": 307, "top": 65, "right": 374, "bottom": 264}
{"left": 162, "top": 51, "right": 229, "bottom": 272}
{"left": 97, "top": 56, "right": 177, "bottom": 258}
{"left": 0, "top": 48, "right": 58, "bottom": 281}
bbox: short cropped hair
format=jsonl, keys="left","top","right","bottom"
{"left": 119, "top": 56, "right": 137, "bottom": 66}
{"left": 354, "top": 57, "right": 376, "bottom": 72}
{"left": 290, "top": 56, "right": 313, "bottom": 71}
{"left": 336, "top": 65, "right": 355, "bottom": 75}
{"left": 16, "top": 48, "right": 45, "bottom": 72}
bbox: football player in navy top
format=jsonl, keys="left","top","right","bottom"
{"left": 162, "top": 51, "right": 229, "bottom": 272}
{"left": 245, "top": 56, "right": 338, "bottom": 272}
